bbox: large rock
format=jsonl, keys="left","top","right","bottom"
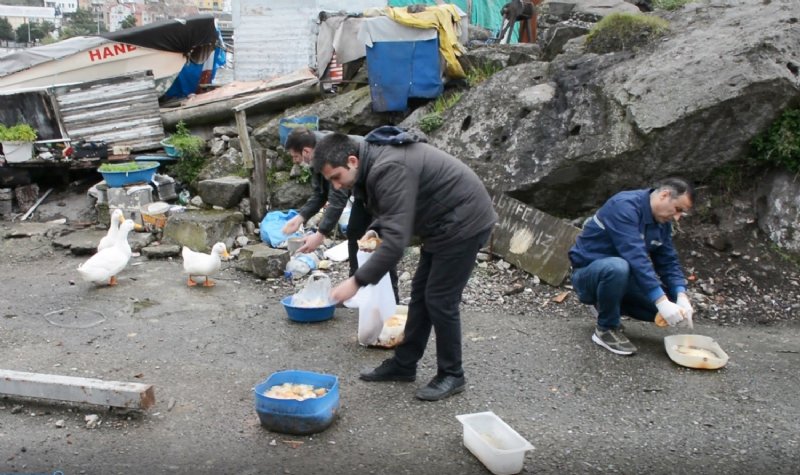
{"left": 270, "top": 180, "right": 312, "bottom": 211}
{"left": 426, "top": 0, "right": 800, "bottom": 217}
{"left": 460, "top": 43, "right": 541, "bottom": 71}
{"left": 52, "top": 228, "right": 106, "bottom": 255}
{"left": 252, "top": 86, "right": 390, "bottom": 148}
{"left": 197, "top": 148, "right": 244, "bottom": 183}
{"left": 756, "top": 170, "right": 800, "bottom": 253}
{"left": 197, "top": 176, "right": 250, "bottom": 209}
{"left": 237, "top": 243, "right": 289, "bottom": 279}
{"left": 161, "top": 210, "right": 244, "bottom": 252}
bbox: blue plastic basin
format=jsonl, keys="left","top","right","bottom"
{"left": 281, "top": 296, "right": 335, "bottom": 323}
{"left": 99, "top": 161, "right": 159, "bottom": 188}
{"left": 254, "top": 370, "right": 339, "bottom": 435}
{"left": 159, "top": 139, "right": 182, "bottom": 158}
{"left": 278, "top": 116, "right": 319, "bottom": 147}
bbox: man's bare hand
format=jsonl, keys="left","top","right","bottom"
{"left": 298, "top": 232, "right": 325, "bottom": 254}
{"left": 282, "top": 215, "right": 304, "bottom": 235}
{"left": 331, "top": 277, "right": 359, "bottom": 303}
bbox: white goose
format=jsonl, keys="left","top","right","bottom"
{"left": 78, "top": 219, "right": 135, "bottom": 286}
{"left": 182, "top": 242, "right": 230, "bottom": 287}
{"left": 97, "top": 208, "right": 125, "bottom": 252}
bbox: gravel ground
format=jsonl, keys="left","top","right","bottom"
{"left": 1, "top": 188, "right": 798, "bottom": 475}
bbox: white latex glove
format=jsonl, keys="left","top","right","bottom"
{"left": 655, "top": 299, "right": 684, "bottom": 327}
{"left": 676, "top": 293, "right": 694, "bottom": 329}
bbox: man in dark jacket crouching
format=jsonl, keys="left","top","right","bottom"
{"left": 313, "top": 128, "right": 497, "bottom": 401}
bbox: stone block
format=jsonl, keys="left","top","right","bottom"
{"left": 161, "top": 209, "right": 244, "bottom": 253}
{"left": 107, "top": 184, "right": 153, "bottom": 209}
{"left": 197, "top": 176, "right": 249, "bottom": 209}
{"left": 238, "top": 243, "right": 289, "bottom": 279}
{"left": 142, "top": 244, "right": 182, "bottom": 259}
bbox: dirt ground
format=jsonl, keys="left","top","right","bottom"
{"left": 1, "top": 188, "right": 799, "bottom": 474}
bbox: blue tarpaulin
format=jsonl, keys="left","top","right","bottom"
{"left": 164, "top": 28, "right": 227, "bottom": 99}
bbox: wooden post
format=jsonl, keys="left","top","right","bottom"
{"left": 0, "top": 369, "right": 155, "bottom": 410}
{"left": 251, "top": 145, "right": 268, "bottom": 224}
{"left": 234, "top": 109, "right": 267, "bottom": 223}
{"left": 230, "top": 78, "right": 317, "bottom": 224}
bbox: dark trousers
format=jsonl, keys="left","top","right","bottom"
{"left": 347, "top": 199, "right": 399, "bottom": 303}
{"left": 393, "top": 228, "right": 491, "bottom": 378}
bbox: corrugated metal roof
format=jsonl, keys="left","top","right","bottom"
{"left": 54, "top": 72, "right": 165, "bottom": 152}
{"left": 233, "top": 0, "right": 387, "bottom": 81}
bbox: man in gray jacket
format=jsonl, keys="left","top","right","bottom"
{"left": 313, "top": 129, "right": 497, "bottom": 401}
{"left": 281, "top": 127, "right": 399, "bottom": 301}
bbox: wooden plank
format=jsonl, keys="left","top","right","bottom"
{"left": 21, "top": 187, "right": 52, "bottom": 221}
{"left": 0, "top": 369, "right": 155, "bottom": 410}
{"left": 490, "top": 192, "right": 581, "bottom": 286}
{"left": 232, "top": 78, "right": 318, "bottom": 112}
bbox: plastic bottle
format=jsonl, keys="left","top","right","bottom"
{"left": 284, "top": 253, "right": 319, "bottom": 279}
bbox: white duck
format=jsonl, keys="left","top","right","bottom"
{"left": 182, "top": 242, "right": 230, "bottom": 287}
{"left": 97, "top": 208, "right": 125, "bottom": 252}
{"left": 78, "top": 219, "right": 135, "bottom": 286}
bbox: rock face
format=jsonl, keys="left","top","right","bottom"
{"left": 427, "top": 0, "right": 800, "bottom": 218}
{"left": 756, "top": 170, "right": 800, "bottom": 253}
{"left": 253, "top": 87, "right": 384, "bottom": 148}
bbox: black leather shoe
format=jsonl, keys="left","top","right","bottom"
{"left": 359, "top": 358, "right": 416, "bottom": 382}
{"left": 415, "top": 375, "right": 466, "bottom": 401}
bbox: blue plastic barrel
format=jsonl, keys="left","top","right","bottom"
{"left": 279, "top": 116, "right": 319, "bottom": 147}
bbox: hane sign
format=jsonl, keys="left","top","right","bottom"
{"left": 88, "top": 43, "right": 137, "bottom": 62}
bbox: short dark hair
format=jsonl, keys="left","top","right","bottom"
{"left": 285, "top": 127, "right": 317, "bottom": 153}
{"left": 312, "top": 133, "right": 359, "bottom": 173}
{"left": 654, "top": 177, "right": 695, "bottom": 205}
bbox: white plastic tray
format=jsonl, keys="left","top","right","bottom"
{"left": 456, "top": 411, "right": 534, "bottom": 475}
{"left": 665, "top": 334, "right": 729, "bottom": 369}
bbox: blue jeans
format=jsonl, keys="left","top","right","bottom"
{"left": 571, "top": 257, "right": 672, "bottom": 331}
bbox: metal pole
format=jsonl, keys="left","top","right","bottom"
{"left": 27, "top": 19, "right": 30, "bottom": 43}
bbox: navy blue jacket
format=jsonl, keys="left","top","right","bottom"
{"left": 568, "top": 189, "right": 687, "bottom": 302}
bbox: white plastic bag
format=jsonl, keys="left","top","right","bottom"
{"left": 346, "top": 251, "right": 396, "bottom": 346}
{"left": 292, "top": 272, "right": 332, "bottom": 307}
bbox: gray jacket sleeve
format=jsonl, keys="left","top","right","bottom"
{"left": 353, "top": 161, "right": 415, "bottom": 286}
{"left": 297, "top": 171, "right": 327, "bottom": 222}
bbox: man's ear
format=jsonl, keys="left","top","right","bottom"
{"left": 347, "top": 155, "right": 359, "bottom": 168}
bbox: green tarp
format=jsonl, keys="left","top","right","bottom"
{"left": 387, "top": 0, "right": 506, "bottom": 35}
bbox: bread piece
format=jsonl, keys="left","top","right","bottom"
{"left": 358, "top": 235, "right": 382, "bottom": 251}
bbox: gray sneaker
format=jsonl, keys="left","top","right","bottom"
{"left": 592, "top": 327, "right": 637, "bottom": 355}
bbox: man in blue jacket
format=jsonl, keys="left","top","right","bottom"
{"left": 312, "top": 128, "right": 497, "bottom": 401}
{"left": 569, "top": 177, "right": 695, "bottom": 356}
